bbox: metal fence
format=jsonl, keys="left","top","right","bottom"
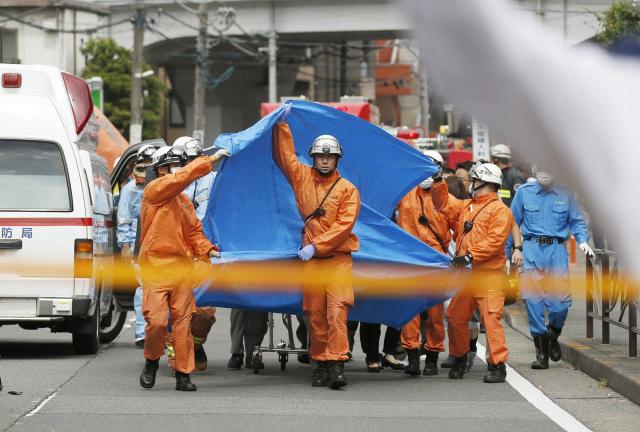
{"left": 586, "top": 249, "right": 638, "bottom": 357}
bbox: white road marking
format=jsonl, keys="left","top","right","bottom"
{"left": 25, "top": 391, "right": 57, "bottom": 417}
{"left": 476, "top": 342, "right": 591, "bottom": 432}
{"left": 128, "top": 317, "right": 136, "bottom": 322}
{"left": 124, "top": 324, "right": 132, "bottom": 329}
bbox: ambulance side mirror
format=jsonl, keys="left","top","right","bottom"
{"left": 79, "top": 149, "right": 95, "bottom": 208}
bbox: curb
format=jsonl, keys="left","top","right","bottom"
{"left": 503, "top": 302, "right": 640, "bottom": 407}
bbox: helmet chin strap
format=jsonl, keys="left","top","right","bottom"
{"left": 315, "top": 166, "right": 334, "bottom": 176}
{"left": 469, "top": 180, "right": 485, "bottom": 198}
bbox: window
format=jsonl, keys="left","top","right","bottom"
{"left": 0, "top": 140, "right": 71, "bottom": 211}
{"left": 1, "top": 28, "right": 19, "bottom": 64}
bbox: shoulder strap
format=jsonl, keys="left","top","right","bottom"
{"left": 458, "top": 199, "right": 496, "bottom": 247}
{"left": 417, "top": 193, "right": 448, "bottom": 253}
{"left": 303, "top": 177, "right": 343, "bottom": 225}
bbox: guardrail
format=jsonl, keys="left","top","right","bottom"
{"left": 586, "top": 249, "right": 638, "bottom": 357}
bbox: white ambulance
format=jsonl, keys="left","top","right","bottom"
{"left": 0, "top": 65, "right": 125, "bottom": 354}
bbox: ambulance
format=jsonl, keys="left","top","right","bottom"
{"left": 0, "top": 65, "right": 125, "bottom": 354}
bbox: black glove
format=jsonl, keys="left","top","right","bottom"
{"left": 450, "top": 253, "right": 473, "bottom": 268}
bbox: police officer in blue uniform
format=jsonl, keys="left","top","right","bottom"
{"left": 510, "top": 169, "right": 593, "bottom": 369}
{"left": 117, "top": 144, "right": 158, "bottom": 347}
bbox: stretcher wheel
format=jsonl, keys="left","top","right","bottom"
{"left": 279, "top": 352, "right": 288, "bottom": 371}
{"left": 252, "top": 352, "right": 263, "bottom": 374}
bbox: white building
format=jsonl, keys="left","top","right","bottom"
{"left": 0, "top": 0, "right": 108, "bottom": 74}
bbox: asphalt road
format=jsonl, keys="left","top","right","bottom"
{"left": 1, "top": 308, "right": 639, "bottom": 432}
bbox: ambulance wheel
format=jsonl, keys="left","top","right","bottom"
{"left": 279, "top": 353, "right": 288, "bottom": 371}
{"left": 99, "top": 298, "right": 127, "bottom": 343}
{"left": 72, "top": 298, "right": 100, "bottom": 355}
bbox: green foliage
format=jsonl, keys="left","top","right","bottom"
{"left": 595, "top": 0, "right": 640, "bottom": 47}
{"left": 81, "top": 38, "right": 165, "bottom": 140}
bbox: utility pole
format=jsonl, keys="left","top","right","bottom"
{"left": 129, "top": 3, "right": 145, "bottom": 145}
{"left": 192, "top": 1, "right": 208, "bottom": 142}
{"left": 268, "top": 2, "right": 277, "bottom": 103}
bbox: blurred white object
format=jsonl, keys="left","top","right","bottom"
{"left": 579, "top": 243, "right": 595, "bottom": 257}
{"left": 404, "top": 0, "right": 640, "bottom": 274}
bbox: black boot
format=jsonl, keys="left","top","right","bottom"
{"left": 483, "top": 362, "right": 507, "bottom": 383}
{"left": 139, "top": 358, "right": 159, "bottom": 389}
{"left": 194, "top": 344, "right": 208, "bottom": 371}
{"left": 531, "top": 335, "right": 550, "bottom": 370}
{"left": 548, "top": 325, "right": 562, "bottom": 362}
{"left": 405, "top": 349, "right": 421, "bottom": 376}
{"left": 311, "top": 361, "right": 328, "bottom": 387}
{"left": 327, "top": 361, "right": 347, "bottom": 390}
{"left": 175, "top": 372, "right": 197, "bottom": 391}
{"left": 448, "top": 354, "right": 467, "bottom": 379}
{"left": 227, "top": 353, "right": 243, "bottom": 369}
{"left": 423, "top": 351, "right": 439, "bottom": 376}
{"left": 440, "top": 355, "right": 455, "bottom": 368}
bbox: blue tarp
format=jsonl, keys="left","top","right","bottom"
{"left": 195, "top": 100, "right": 452, "bottom": 328}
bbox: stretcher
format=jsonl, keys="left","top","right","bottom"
{"left": 251, "top": 313, "right": 309, "bottom": 373}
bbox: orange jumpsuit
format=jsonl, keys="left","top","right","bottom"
{"left": 139, "top": 157, "right": 216, "bottom": 373}
{"left": 273, "top": 122, "right": 361, "bottom": 362}
{"left": 432, "top": 181, "right": 513, "bottom": 366}
{"left": 396, "top": 187, "right": 451, "bottom": 353}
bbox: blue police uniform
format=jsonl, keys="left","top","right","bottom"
{"left": 116, "top": 180, "right": 143, "bottom": 249}
{"left": 183, "top": 171, "right": 216, "bottom": 221}
{"left": 510, "top": 182, "right": 589, "bottom": 336}
{"left": 116, "top": 179, "right": 145, "bottom": 342}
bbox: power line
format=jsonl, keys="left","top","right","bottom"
{"left": 0, "top": 9, "right": 130, "bottom": 34}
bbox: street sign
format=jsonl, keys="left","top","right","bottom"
{"left": 472, "top": 117, "right": 490, "bottom": 161}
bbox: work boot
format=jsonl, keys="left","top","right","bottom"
{"left": 311, "top": 361, "right": 328, "bottom": 387}
{"left": 448, "top": 354, "right": 467, "bottom": 379}
{"left": 531, "top": 335, "right": 550, "bottom": 370}
{"left": 175, "top": 372, "right": 197, "bottom": 391}
{"left": 483, "top": 362, "right": 507, "bottom": 383}
{"left": 440, "top": 355, "right": 455, "bottom": 369}
{"left": 227, "top": 353, "right": 244, "bottom": 370}
{"left": 548, "top": 325, "right": 562, "bottom": 362}
{"left": 194, "top": 344, "right": 208, "bottom": 371}
{"left": 139, "top": 358, "right": 159, "bottom": 389}
{"left": 466, "top": 350, "right": 477, "bottom": 372}
{"left": 327, "top": 361, "right": 347, "bottom": 390}
{"left": 404, "top": 349, "right": 421, "bottom": 376}
{"left": 423, "top": 351, "right": 439, "bottom": 376}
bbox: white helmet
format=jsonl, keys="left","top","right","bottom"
{"left": 309, "top": 135, "right": 343, "bottom": 158}
{"left": 151, "top": 146, "right": 184, "bottom": 168}
{"left": 172, "top": 136, "right": 203, "bottom": 159}
{"left": 422, "top": 150, "right": 444, "bottom": 166}
{"left": 136, "top": 143, "right": 159, "bottom": 165}
{"left": 469, "top": 161, "right": 503, "bottom": 186}
{"left": 490, "top": 144, "right": 511, "bottom": 160}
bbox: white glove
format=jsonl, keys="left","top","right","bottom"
{"left": 297, "top": 244, "right": 316, "bottom": 261}
{"left": 213, "top": 148, "right": 231, "bottom": 159}
{"left": 579, "top": 242, "right": 594, "bottom": 257}
{"left": 208, "top": 248, "right": 221, "bottom": 259}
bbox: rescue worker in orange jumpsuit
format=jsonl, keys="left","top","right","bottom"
{"left": 432, "top": 161, "right": 514, "bottom": 383}
{"left": 397, "top": 150, "right": 452, "bottom": 376}
{"left": 273, "top": 120, "right": 361, "bottom": 390}
{"left": 138, "top": 145, "right": 229, "bottom": 391}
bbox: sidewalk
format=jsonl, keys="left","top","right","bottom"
{"left": 504, "top": 284, "right": 640, "bottom": 406}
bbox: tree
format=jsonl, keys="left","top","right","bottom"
{"left": 81, "top": 38, "right": 165, "bottom": 141}
{"left": 595, "top": 0, "right": 640, "bottom": 47}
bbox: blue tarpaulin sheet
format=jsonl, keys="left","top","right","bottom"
{"left": 195, "top": 100, "right": 453, "bottom": 328}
